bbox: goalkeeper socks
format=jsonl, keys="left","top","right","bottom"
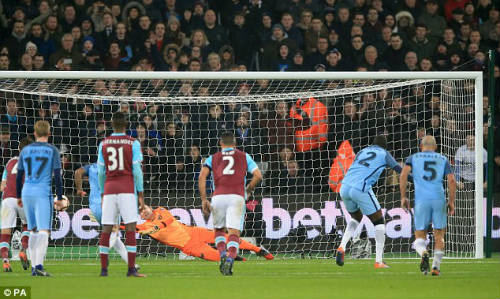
{"left": 227, "top": 235, "right": 239, "bottom": 259}
{"left": 414, "top": 238, "right": 427, "bottom": 256}
{"left": 36, "top": 231, "right": 49, "bottom": 267}
{"left": 125, "top": 231, "right": 136, "bottom": 270}
{"left": 110, "top": 232, "right": 128, "bottom": 264}
{"left": 374, "top": 224, "right": 385, "bottom": 263}
{"left": 21, "top": 225, "right": 30, "bottom": 250}
{"left": 28, "top": 232, "right": 39, "bottom": 266}
{"left": 432, "top": 250, "right": 444, "bottom": 269}
{"left": 339, "top": 219, "right": 360, "bottom": 250}
{"left": 99, "top": 232, "right": 111, "bottom": 269}
{"left": 0, "top": 234, "right": 10, "bottom": 260}
{"left": 214, "top": 231, "right": 226, "bottom": 257}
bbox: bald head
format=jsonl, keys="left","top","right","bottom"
{"left": 421, "top": 135, "right": 437, "bottom": 151}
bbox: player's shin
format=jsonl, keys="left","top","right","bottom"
{"left": 339, "top": 219, "right": 360, "bottom": 250}
{"left": 227, "top": 235, "right": 239, "bottom": 259}
{"left": 110, "top": 232, "right": 128, "bottom": 263}
{"left": 214, "top": 230, "right": 227, "bottom": 257}
{"left": 35, "top": 231, "right": 49, "bottom": 269}
{"left": 0, "top": 233, "right": 10, "bottom": 261}
{"left": 99, "top": 232, "right": 111, "bottom": 270}
{"left": 28, "top": 232, "right": 39, "bottom": 268}
{"left": 374, "top": 224, "right": 385, "bottom": 263}
{"left": 21, "top": 225, "right": 29, "bottom": 250}
{"left": 125, "top": 231, "right": 136, "bottom": 271}
{"left": 414, "top": 238, "right": 427, "bottom": 256}
{"left": 432, "top": 250, "right": 444, "bottom": 270}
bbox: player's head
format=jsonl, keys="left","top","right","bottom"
{"left": 34, "top": 120, "right": 51, "bottom": 139}
{"left": 111, "top": 112, "right": 127, "bottom": 132}
{"left": 219, "top": 131, "right": 236, "bottom": 147}
{"left": 140, "top": 205, "right": 154, "bottom": 220}
{"left": 372, "top": 135, "right": 387, "bottom": 149}
{"left": 19, "top": 137, "right": 33, "bottom": 151}
{"left": 421, "top": 135, "right": 437, "bottom": 151}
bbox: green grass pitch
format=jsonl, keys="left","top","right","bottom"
{"left": 0, "top": 257, "right": 498, "bottom": 299}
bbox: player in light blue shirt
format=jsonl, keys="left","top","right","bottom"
{"left": 74, "top": 163, "right": 139, "bottom": 270}
{"left": 16, "top": 120, "right": 64, "bottom": 276}
{"left": 400, "top": 136, "right": 456, "bottom": 276}
{"left": 336, "top": 136, "right": 405, "bottom": 269}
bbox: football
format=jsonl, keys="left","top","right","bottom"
{"left": 54, "top": 195, "right": 70, "bottom": 211}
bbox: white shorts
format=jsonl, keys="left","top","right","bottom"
{"left": 101, "top": 193, "right": 138, "bottom": 225}
{"left": 1, "top": 197, "right": 27, "bottom": 229}
{"left": 211, "top": 194, "right": 245, "bottom": 231}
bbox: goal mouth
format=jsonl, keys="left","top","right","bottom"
{"left": 0, "top": 71, "right": 483, "bottom": 260}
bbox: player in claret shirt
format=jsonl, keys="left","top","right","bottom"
{"left": 97, "top": 112, "right": 145, "bottom": 277}
{"left": 198, "top": 131, "right": 262, "bottom": 276}
{"left": 0, "top": 137, "right": 32, "bottom": 272}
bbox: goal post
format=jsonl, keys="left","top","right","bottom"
{"left": 0, "top": 71, "right": 484, "bottom": 259}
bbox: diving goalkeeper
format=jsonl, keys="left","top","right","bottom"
{"left": 137, "top": 206, "right": 274, "bottom": 261}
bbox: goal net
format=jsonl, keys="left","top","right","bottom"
{"left": 0, "top": 71, "right": 483, "bottom": 260}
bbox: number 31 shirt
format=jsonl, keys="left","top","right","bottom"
{"left": 341, "top": 145, "right": 400, "bottom": 192}
{"left": 98, "top": 133, "right": 142, "bottom": 195}
{"left": 203, "top": 148, "right": 258, "bottom": 198}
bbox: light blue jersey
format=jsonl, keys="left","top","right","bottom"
{"left": 17, "top": 142, "right": 61, "bottom": 231}
{"left": 18, "top": 142, "right": 61, "bottom": 197}
{"left": 405, "top": 151, "right": 452, "bottom": 202}
{"left": 406, "top": 151, "right": 452, "bottom": 230}
{"left": 83, "top": 163, "right": 103, "bottom": 223}
{"left": 342, "top": 145, "right": 400, "bottom": 192}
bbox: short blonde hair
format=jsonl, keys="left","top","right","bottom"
{"left": 34, "top": 120, "right": 50, "bottom": 137}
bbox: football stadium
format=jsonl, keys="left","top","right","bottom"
{"left": 0, "top": 0, "right": 498, "bottom": 299}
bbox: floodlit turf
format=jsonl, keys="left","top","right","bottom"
{"left": 0, "top": 257, "right": 498, "bottom": 299}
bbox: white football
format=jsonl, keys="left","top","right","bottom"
{"left": 54, "top": 195, "right": 70, "bottom": 211}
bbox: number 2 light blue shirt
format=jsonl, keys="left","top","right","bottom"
{"left": 341, "top": 145, "right": 400, "bottom": 192}
{"left": 405, "top": 151, "right": 452, "bottom": 202}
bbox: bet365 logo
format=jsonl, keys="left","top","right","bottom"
{"left": 0, "top": 287, "right": 30, "bottom": 299}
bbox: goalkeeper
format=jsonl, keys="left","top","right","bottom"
{"left": 137, "top": 206, "right": 274, "bottom": 261}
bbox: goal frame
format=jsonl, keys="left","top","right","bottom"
{"left": 0, "top": 70, "right": 484, "bottom": 259}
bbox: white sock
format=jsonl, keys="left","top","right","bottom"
{"left": 339, "top": 219, "right": 360, "bottom": 250}
{"left": 28, "top": 232, "right": 38, "bottom": 267}
{"left": 374, "top": 224, "right": 385, "bottom": 263}
{"left": 111, "top": 232, "right": 128, "bottom": 264}
{"left": 414, "top": 238, "right": 427, "bottom": 257}
{"left": 36, "top": 231, "right": 49, "bottom": 267}
{"left": 432, "top": 250, "right": 444, "bottom": 269}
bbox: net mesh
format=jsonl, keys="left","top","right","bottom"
{"left": 0, "top": 75, "right": 478, "bottom": 259}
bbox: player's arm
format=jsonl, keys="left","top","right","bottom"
{"left": 132, "top": 140, "right": 145, "bottom": 212}
{"left": 1, "top": 168, "right": 7, "bottom": 192}
{"left": 399, "top": 162, "right": 412, "bottom": 212}
{"left": 386, "top": 151, "right": 413, "bottom": 181}
{"left": 52, "top": 147, "right": 63, "bottom": 203}
{"left": 74, "top": 166, "right": 88, "bottom": 197}
{"left": 246, "top": 153, "right": 262, "bottom": 194}
{"left": 16, "top": 151, "right": 25, "bottom": 207}
{"left": 97, "top": 142, "right": 106, "bottom": 196}
{"left": 199, "top": 165, "right": 211, "bottom": 216}
{"left": 445, "top": 160, "right": 456, "bottom": 215}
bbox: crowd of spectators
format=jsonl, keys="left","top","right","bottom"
{"left": 0, "top": 0, "right": 499, "bottom": 195}
{"left": 0, "top": 0, "right": 498, "bottom": 72}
